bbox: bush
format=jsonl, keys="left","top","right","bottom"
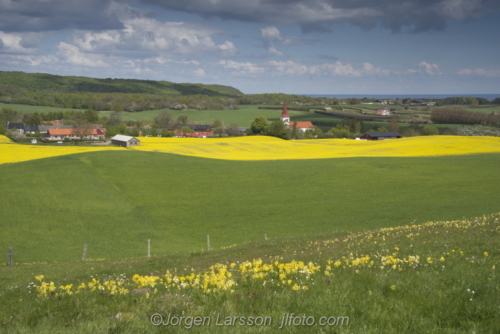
{"left": 422, "top": 126, "right": 439, "bottom": 136}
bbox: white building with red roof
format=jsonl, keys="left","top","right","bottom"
{"left": 280, "top": 101, "right": 315, "bottom": 132}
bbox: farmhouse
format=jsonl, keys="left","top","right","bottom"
{"left": 111, "top": 134, "right": 141, "bottom": 147}
{"left": 377, "top": 108, "right": 391, "bottom": 116}
{"left": 38, "top": 125, "right": 75, "bottom": 134}
{"left": 280, "top": 101, "right": 315, "bottom": 132}
{"left": 7, "top": 122, "right": 25, "bottom": 133}
{"left": 45, "top": 128, "right": 104, "bottom": 140}
{"left": 358, "top": 132, "right": 402, "bottom": 140}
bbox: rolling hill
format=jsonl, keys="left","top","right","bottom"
{"left": 0, "top": 71, "right": 243, "bottom": 96}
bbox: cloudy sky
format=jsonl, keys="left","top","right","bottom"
{"left": 0, "top": 0, "right": 499, "bottom": 94}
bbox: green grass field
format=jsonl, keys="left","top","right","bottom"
{"left": 1, "top": 151, "right": 500, "bottom": 263}
{"left": 1, "top": 212, "right": 498, "bottom": 333}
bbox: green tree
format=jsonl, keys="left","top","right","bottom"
{"left": 111, "top": 102, "right": 124, "bottom": 113}
{"left": 130, "top": 128, "right": 140, "bottom": 137}
{"left": 250, "top": 116, "right": 269, "bottom": 134}
{"left": 177, "top": 115, "right": 188, "bottom": 125}
{"left": 180, "top": 126, "right": 193, "bottom": 134}
{"left": 83, "top": 108, "right": 99, "bottom": 123}
{"left": 108, "top": 112, "right": 121, "bottom": 127}
{"left": 268, "top": 120, "right": 290, "bottom": 139}
{"left": 27, "top": 112, "right": 42, "bottom": 126}
{"left": 225, "top": 124, "right": 240, "bottom": 136}
{"left": 388, "top": 117, "right": 400, "bottom": 132}
{"left": 154, "top": 110, "right": 174, "bottom": 129}
{"left": 422, "top": 126, "right": 439, "bottom": 136}
{"left": 212, "top": 119, "right": 223, "bottom": 128}
{"left": 328, "top": 125, "right": 351, "bottom": 138}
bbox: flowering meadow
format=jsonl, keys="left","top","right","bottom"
{"left": 2, "top": 213, "right": 499, "bottom": 333}
{"left": 2, "top": 135, "right": 500, "bottom": 165}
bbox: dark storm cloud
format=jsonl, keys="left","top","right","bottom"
{"left": 0, "top": 0, "right": 123, "bottom": 32}
{"left": 138, "top": 0, "right": 500, "bottom": 33}
{"left": 1, "top": 0, "right": 498, "bottom": 34}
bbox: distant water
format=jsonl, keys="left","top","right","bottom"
{"left": 305, "top": 94, "right": 499, "bottom": 101}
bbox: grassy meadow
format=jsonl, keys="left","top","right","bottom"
{"left": 1, "top": 213, "right": 498, "bottom": 333}
{"left": 1, "top": 146, "right": 500, "bottom": 263}
{"left": 1, "top": 132, "right": 500, "bottom": 332}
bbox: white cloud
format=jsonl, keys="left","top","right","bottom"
{"left": 264, "top": 60, "right": 388, "bottom": 77}
{"left": 267, "top": 60, "right": 309, "bottom": 75}
{"left": 0, "top": 31, "right": 44, "bottom": 53}
{"left": 56, "top": 42, "right": 109, "bottom": 67}
{"left": 457, "top": 68, "right": 500, "bottom": 77}
{"left": 407, "top": 61, "right": 442, "bottom": 76}
{"left": 267, "top": 46, "right": 285, "bottom": 57}
{"left": 362, "top": 62, "right": 390, "bottom": 76}
{"left": 219, "top": 60, "right": 265, "bottom": 75}
{"left": 193, "top": 68, "right": 206, "bottom": 77}
{"left": 260, "top": 26, "right": 298, "bottom": 57}
{"left": 71, "top": 17, "right": 237, "bottom": 56}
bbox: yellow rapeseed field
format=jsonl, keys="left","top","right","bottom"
{"left": 131, "top": 135, "right": 500, "bottom": 160}
{"left": 1, "top": 135, "right": 500, "bottom": 164}
{"left": 0, "top": 136, "right": 122, "bottom": 165}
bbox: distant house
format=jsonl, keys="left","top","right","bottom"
{"left": 24, "top": 125, "right": 39, "bottom": 134}
{"left": 111, "top": 135, "right": 141, "bottom": 147}
{"left": 45, "top": 128, "right": 103, "bottom": 140}
{"left": 410, "top": 100, "right": 427, "bottom": 106}
{"left": 358, "top": 132, "right": 401, "bottom": 140}
{"left": 7, "top": 122, "right": 25, "bottom": 133}
{"left": 377, "top": 108, "right": 391, "bottom": 116}
{"left": 194, "top": 125, "right": 212, "bottom": 131}
{"left": 41, "top": 120, "right": 62, "bottom": 126}
{"left": 38, "top": 125, "right": 74, "bottom": 134}
{"left": 289, "top": 121, "right": 315, "bottom": 133}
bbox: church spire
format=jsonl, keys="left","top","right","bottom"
{"left": 280, "top": 101, "right": 290, "bottom": 125}
{"left": 281, "top": 101, "right": 289, "bottom": 118}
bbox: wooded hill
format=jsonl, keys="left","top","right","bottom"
{"left": 0, "top": 71, "right": 243, "bottom": 96}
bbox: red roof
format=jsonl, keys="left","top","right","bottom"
{"left": 289, "top": 121, "right": 314, "bottom": 129}
{"left": 42, "top": 120, "right": 62, "bottom": 126}
{"left": 280, "top": 101, "right": 289, "bottom": 118}
{"left": 47, "top": 129, "right": 99, "bottom": 135}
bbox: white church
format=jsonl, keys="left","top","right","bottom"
{"left": 280, "top": 101, "right": 315, "bottom": 132}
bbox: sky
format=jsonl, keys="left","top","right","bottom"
{"left": 0, "top": 0, "right": 499, "bottom": 95}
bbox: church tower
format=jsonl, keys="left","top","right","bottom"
{"left": 280, "top": 101, "right": 290, "bottom": 126}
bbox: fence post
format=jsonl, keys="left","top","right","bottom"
{"left": 7, "top": 247, "right": 13, "bottom": 266}
{"left": 148, "top": 239, "right": 151, "bottom": 258}
{"left": 82, "top": 244, "right": 87, "bottom": 261}
{"left": 207, "top": 235, "right": 211, "bottom": 251}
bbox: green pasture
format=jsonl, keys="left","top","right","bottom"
{"left": 1, "top": 211, "right": 498, "bottom": 333}
{"left": 0, "top": 102, "right": 78, "bottom": 114}
{"left": 1, "top": 151, "right": 500, "bottom": 263}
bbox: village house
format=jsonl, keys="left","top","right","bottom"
{"left": 45, "top": 128, "right": 104, "bottom": 140}
{"left": 377, "top": 108, "right": 391, "bottom": 116}
{"left": 7, "top": 122, "right": 25, "bottom": 133}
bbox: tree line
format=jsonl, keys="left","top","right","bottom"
{"left": 431, "top": 108, "right": 500, "bottom": 126}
